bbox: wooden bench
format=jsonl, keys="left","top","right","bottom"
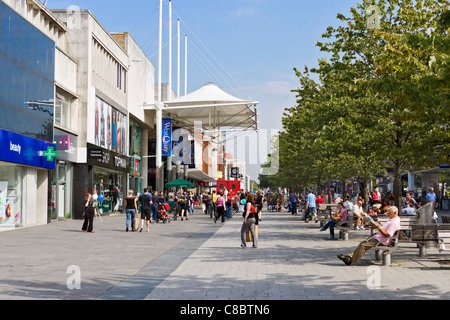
{"left": 317, "top": 204, "right": 333, "bottom": 227}
{"left": 438, "top": 230, "right": 450, "bottom": 253}
{"left": 412, "top": 224, "right": 450, "bottom": 256}
{"left": 374, "top": 231, "right": 400, "bottom": 266}
{"left": 371, "top": 215, "right": 417, "bottom": 240}
{"left": 441, "top": 216, "right": 450, "bottom": 223}
{"left": 335, "top": 215, "right": 353, "bottom": 241}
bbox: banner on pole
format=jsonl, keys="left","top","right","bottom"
{"left": 162, "top": 118, "right": 172, "bottom": 157}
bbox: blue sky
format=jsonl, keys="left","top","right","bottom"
{"left": 46, "top": 0, "right": 355, "bottom": 132}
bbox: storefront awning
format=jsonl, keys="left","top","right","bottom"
{"left": 187, "top": 169, "right": 216, "bottom": 183}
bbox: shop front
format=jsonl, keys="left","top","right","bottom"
{"left": 0, "top": 128, "right": 56, "bottom": 230}
{"left": 51, "top": 129, "right": 78, "bottom": 220}
{"left": 87, "top": 143, "right": 129, "bottom": 216}
{"left": 129, "top": 119, "right": 143, "bottom": 195}
{"left": 0, "top": 164, "right": 23, "bottom": 230}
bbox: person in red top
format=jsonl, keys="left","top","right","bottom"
{"left": 215, "top": 192, "right": 225, "bottom": 224}
{"left": 316, "top": 196, "right": 325, "bottom": 204}
{"left": 372, "top": 188, "right": 380, "bottom": 204}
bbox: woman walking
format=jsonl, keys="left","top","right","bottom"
{"left": 125, "top": 190, "right": 138, "bottom": 232}
{"left": 215, "top": 192, "right": 225, "bottom": 224}
{"left": 240, "top": 193, "right": 258, "bottom": 249}
{"left": 152, "top": 191, "right": 160, "bottom": 223}
{"left": 255, "top": 190, "right": 264, "bottom": 221}
{"left": 82, "top": 193, "right": 95, "bottom": 233}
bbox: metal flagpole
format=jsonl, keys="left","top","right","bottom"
{"left": 177, "top": 19, "right": 181, "bottom": 97}
{"left": 156, "top": 0, "right": 163, "bottom": 191}
{"left": 168, "top": 0, "right": 172, "bottom": 100}
{"left": 185, "top": 34, "right": 188, "bottom": 96}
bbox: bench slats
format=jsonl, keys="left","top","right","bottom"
{"left": 438, "top": 231, "right": 450, "bottom": 252}
{"left": 413, "top": 225, "right": 450, "bottom": 243}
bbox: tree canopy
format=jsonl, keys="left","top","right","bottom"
{"left": 260, "top": 0, "right": 449, "bottom": 210}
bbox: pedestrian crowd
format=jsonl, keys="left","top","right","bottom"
{"left": 80, "top": 187, "right": 265, "bottom": 250}
{"left": 80, "top": 185, "right": 441, "bottom": 266}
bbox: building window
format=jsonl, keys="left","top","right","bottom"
{"left": 116, "top": 63, "right": 126, "bottom": 93}
{"left": 0, "top": 163, "right": 23, "bottom": 227}
{"left": 0, "top": 1, "right": 55, "bottom": 142}
{"left": 55, "top": 91, "right": 72, "bottom": 131}
{"left": 124, "top": 70, "right": 127, "bottom": 93}
{"left": 117, "top": 62, "right": 120, "bottom": 89}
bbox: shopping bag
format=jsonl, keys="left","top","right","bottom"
{"left": 246, "top": 225, "right": 259, "bottom": 242}
{"left": 133, "top": 217, "right": 140, "bottom": 231}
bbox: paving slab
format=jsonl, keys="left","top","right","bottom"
{"left": 1, "top": 209, "right": 449, "bottom": 302}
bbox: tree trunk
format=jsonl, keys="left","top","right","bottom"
{"left": 327, "top": 182, "right": 332, "bottom": 204}
{"left": 393, "top": 161, "right": 403, "bottom": 215}
{"left": 363, "top": 174, "right": 370, "bottom": 211}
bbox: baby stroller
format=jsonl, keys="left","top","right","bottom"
{"left": 157, "top": 203, "right": 171, "bottom": 224}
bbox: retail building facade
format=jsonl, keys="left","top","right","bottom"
{"left": 50, "top": 9, "right": 156, "bottom": 220}
{"left": 0, "top": 0, "right": 73, "bottom": 229}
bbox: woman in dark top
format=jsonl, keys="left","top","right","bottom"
{"left": 240, "top": 193, "right": 258, "bottom": 249}
{"left": 152, "top": 191, "right": 160, "bottom": 223}
{"left": 255, "top": 191, "right": 264, "bottom": 222}
{"left": 82, "top": 193, "right": 95, "bottom": 233}
{"left": 125, "top": 190, "right": 138, "bottom": 232}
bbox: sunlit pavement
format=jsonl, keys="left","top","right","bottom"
{"left": 0, "top": 209, "right": 449, "bottom": 300}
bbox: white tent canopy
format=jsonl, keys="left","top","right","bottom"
{"left": 163, "top": 83, "right": 259, "bottom": 131}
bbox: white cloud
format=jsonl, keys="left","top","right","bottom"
{"left": 244, "top": 80, "right": 295, "bottom": 96}
{"left": 225, "top": 7, "right": 259, "bottom": 19}
{"left": 234, "top": 80, "right": 297, "bottom": 132}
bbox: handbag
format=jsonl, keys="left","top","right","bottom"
{"left": 82, "top": 201, "right": 92, "bottom": 217}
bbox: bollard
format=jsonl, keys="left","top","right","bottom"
{"left": 340, "top": 230, "right": 349, "bottom": 241}
{"left": 418, "top": 243, "right": 427, "bottom": 257}
{"left": 375, "top": 249, "right": 382, "bottom": 262}
{"left": 382, "top": 251, "right": 391, "bottom": 266}
{"left": 343, "top": 232, "right": 349, "bottom": 241}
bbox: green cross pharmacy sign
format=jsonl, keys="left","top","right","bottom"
{"left": 42, "top": 146, "right": 58, "bottom": 162}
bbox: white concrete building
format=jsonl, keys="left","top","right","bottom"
{"left": 51, "top": 9, "right": 155, "bottom": 218}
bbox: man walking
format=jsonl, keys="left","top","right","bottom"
{"left": 138, "top": 188, "right": 152, "bottom": 232}
{"left": 289, "top": 192, "right": 299, "bottom": 215}
{"left": 305, "top": 190, "right": 317, "bottom": 223}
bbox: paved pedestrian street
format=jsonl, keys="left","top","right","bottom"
{"left": 1, "top": 210, "right": 449, "bottom": 303}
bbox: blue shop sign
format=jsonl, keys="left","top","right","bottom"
{"left": 0, "top": 129, "right": 56, "bottom": 169}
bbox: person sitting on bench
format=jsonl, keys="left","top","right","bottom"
{"left": 337, "top": 206, "right": 400, "bottom": 266}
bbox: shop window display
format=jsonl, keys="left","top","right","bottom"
{"left": 0, "top": 164, "right": 23, "bottom": 227}
{"left": 93, "top": 167, "right": 124, "bottom": 214}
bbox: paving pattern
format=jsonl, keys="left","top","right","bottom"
{"left": 0, "top": 209, "right": 449, "bottom": 301}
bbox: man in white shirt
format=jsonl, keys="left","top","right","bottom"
{"left": 343, "top": 196, "right": 353, "bottom": 214}
{"left": 338, "top": 206, "right": 401, "bottom": 265}
{"left": 353, "top": 201, "right": 365, "bottom": 230}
